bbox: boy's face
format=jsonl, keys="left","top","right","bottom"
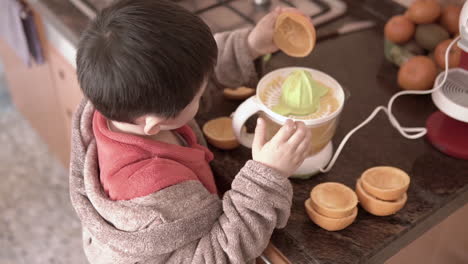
{"left": 157, "top": 80, "right": 208, "bottom": 130}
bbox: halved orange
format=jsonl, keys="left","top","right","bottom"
{"left": 274, "top": 12, "right": 316, "bottom": 57}
{"left": 223, "top": 86, "right": 255, "bottom": 100}
{"left": 202, "top": 117, "right": 239, "bottom": 150}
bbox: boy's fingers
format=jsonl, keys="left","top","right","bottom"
{"left": 287, "top": 121, "right": 307, "bottom": 148}
{"left": 271, "top": 119, "right": 296, "bottom": 143}
{"left": 253, "top": 117, "right": 266, "bottom": 152}
{"left": 265, "top": 8, "right": 281, "bottom": 23}
{"left": 262, "top": 7, "right": 281, "bottom": 24}
{"left": 296, "top": 130, "right": 311, "bottom": 155}
{"left": 274, "top": 6, "right": 282, "bottom": 15}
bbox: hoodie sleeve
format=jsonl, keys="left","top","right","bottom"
{"left": 197, "top": 28, "right": 259, "bottom": 117}
{"left": 192, "top": 160, "right": 293, "bottom": 264}
{"left": 113, "top": 160, "right": 292, "bottom": 264}
{"left": 214, "top": 27, "right": 259, "bottom": 89}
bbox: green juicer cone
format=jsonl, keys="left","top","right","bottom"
{"left": 272, "top": 70, "right": 329, "bottom": 116}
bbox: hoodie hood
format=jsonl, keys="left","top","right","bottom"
{"left": 69, "top": 100, "right": 222, "bottom": 258}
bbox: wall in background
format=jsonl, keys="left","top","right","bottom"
{"left": 394, "top": 0, "right": 465, "bottom": 7}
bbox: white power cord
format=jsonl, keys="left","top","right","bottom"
{"left": 321, "top": 36, "right": 461, "bottom": 173}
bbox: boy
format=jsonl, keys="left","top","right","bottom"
{"left": 70, "top": 0, "right": 312, "bottom": 263}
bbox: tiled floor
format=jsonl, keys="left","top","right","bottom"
{"left": 0, "top": 62, "right": 87, "bottom": 263}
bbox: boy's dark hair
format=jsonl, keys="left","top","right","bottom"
{"left": 76, "top": 0, "right": 217, "bottom": 122}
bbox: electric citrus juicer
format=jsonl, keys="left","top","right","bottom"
{"left": 426, "top": 1, "right": 468, "bottom": 160}
{"left": 232, "top": 67, "right": 346, "bottom": 178}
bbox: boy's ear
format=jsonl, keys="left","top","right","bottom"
{"left": 143, "top": 116, "right": 164, "bottom": 135}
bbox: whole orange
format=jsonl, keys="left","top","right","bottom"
{"left": 407, "top": 0, "right": 441, "bottom": 24}
{"left": 398, "top": 56, "right": 438, "bottom": 90}
{"left": 440, "top": 5, "right": 462, "bottom": 35}
{"left": 434, "top": 39, "right": 461, "bottom": 69}
{"left": 384, "top": 15, "right": 415, "bottom": 44}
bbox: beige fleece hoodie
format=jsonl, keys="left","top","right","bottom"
{"left": 69, "top": 28, "right": 293, "bottom": 264}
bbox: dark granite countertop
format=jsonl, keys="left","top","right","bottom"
{"left": 197, "top": 1, "right": 468, "bottom": 264}
{"left": 28, "top": 0, "right": 468, "bottom": 263}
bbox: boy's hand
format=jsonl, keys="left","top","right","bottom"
{"left": 252, "top": 118, "right": 312, "bottom": 177}
{"left": 247, "top": 7, "right": 306, "bottom": 59}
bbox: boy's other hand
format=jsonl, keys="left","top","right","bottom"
{"left": 252, "top": 118, "right": 312, "bottom": 177}
{"left": 247, "top": 7, "right": 306, "bottom": 59}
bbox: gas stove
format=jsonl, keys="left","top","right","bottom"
{"left": 71, "top": 0, "right": 347, "bottom": 32}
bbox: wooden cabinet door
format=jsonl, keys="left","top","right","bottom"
{"left": 46, "top": 42, "right": 83, "bottom": 152}
{"left": 0, "top": 15, "right": 70, "bottom": 166}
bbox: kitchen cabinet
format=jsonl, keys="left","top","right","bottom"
{"left": 47, "top": 42, "right": 83, "bottom": 150}
{"left": 0, "top": 12, "right": 82, "bottom": 166}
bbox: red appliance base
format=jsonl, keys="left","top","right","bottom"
{"left": 426, "top": 111, "right": 468, "bottom": 160}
